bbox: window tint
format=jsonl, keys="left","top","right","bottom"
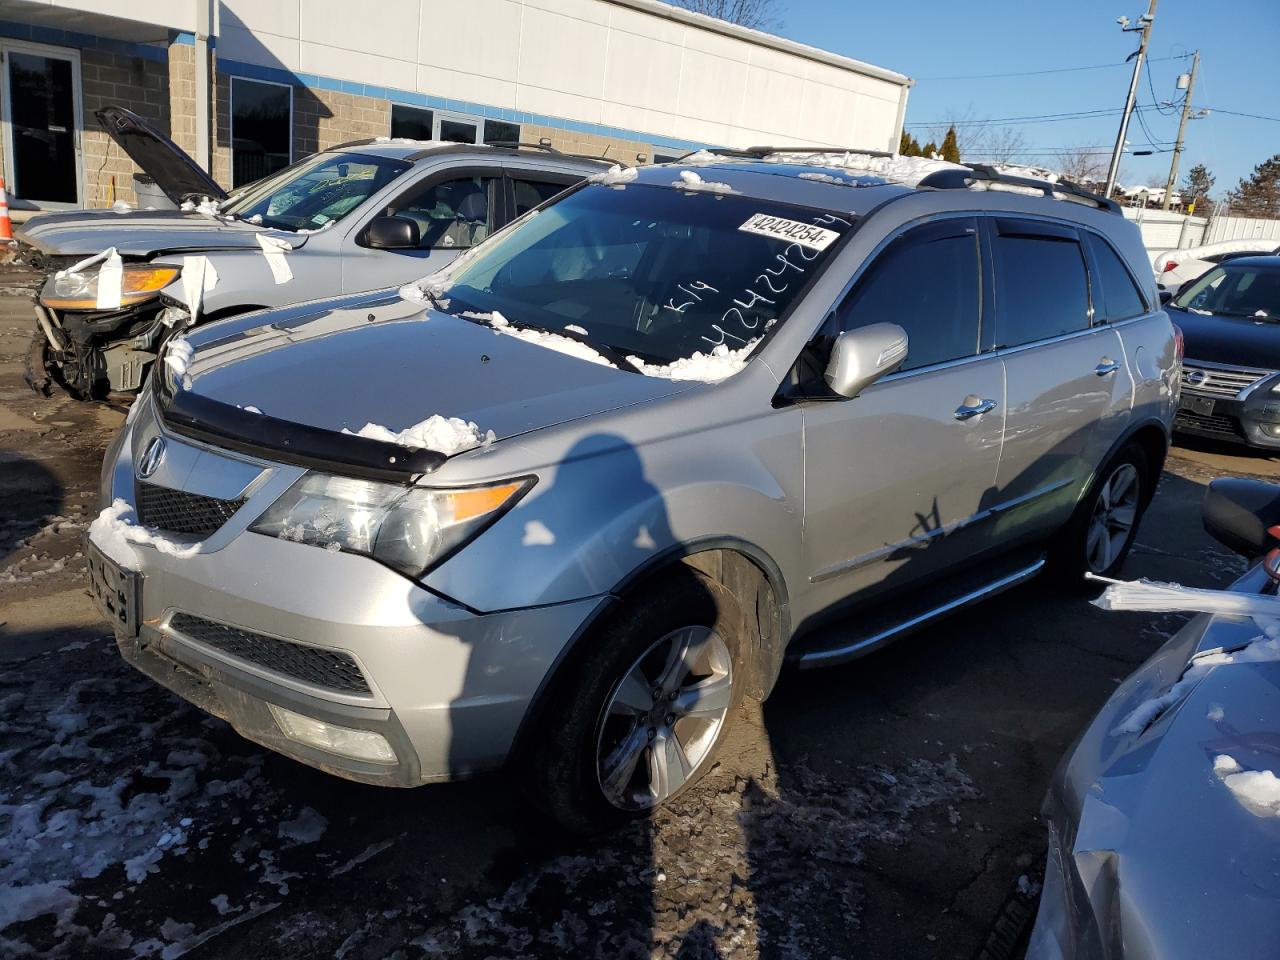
{"left": 992, "top": 229, "right": 1089, "bottom": 345}
{"left": 1086, "top": 233, "right": 1147, "bottom": 321}
{"left": 384, "top": 175, "right": 494, "bottom": 249}
{"left": 837, "top": 221, "right": 981, "bottom": 371}
{"left": 390, "top": 104, "right": 433, "bottom": 140}
{"left": 512, "top": 178, "right": 570, "bottom": 216}
{"left": 231, "top": 78, "right": 291, "bottom": 188}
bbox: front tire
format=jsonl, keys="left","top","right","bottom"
{"left": 523, "top": 569, "right": 747, "bottom": 834}
{"left": 1052, "top": 442, "right": 1150, "bottom": 582}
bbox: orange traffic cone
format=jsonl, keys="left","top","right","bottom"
{"left": 0, "top": 178, "right": 12, "bottom": 241}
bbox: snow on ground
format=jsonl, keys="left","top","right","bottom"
{"left": 344, "top": 415, "right": 495, "bottom": 454}
{"left": 0, "top": 640, "right": 327, "bottom": 958}
{"left": 87, "top": 500, "right": 201, "bottom": 571}
{"left": 672, "top": 170, "right": 735, "bottom": 194}
{"left": 1213, "top": 755, "right": 1280, "bottom": 817}
{"left": 626, "top": 340, "right": 759, "bottom": 383}
{"left": 588, "top": 165, "right": 638, "bottom": 188}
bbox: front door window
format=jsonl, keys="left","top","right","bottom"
{"left": 4, "top": 45, "right": 79, "bottom": 204}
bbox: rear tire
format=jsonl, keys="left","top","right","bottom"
{"left": 1050, "top": 442, "right": 1151, "bottom": 585}
{"left": 522, "top": 569, "right": 747, "bottom": 834}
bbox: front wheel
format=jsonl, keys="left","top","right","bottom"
{"left": 1052, "top": 443, "right": 1150, "bottom": 582}
{"left": 522, "top": 569, "right": 747, "bottom": 834}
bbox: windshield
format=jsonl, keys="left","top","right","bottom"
{"left": 440, "top": 181, "right": 853, "bottom": 365}
{"left": 220, "top": 152, "right": 410, "bottom": 231}
{"left": 1173, "top": 264, "right": 1280, "bottom": 319}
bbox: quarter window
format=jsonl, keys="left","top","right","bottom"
{"left": 382, "top": 175, "right": 495, "bottom": 249}
{"left": 512, "top": 177, "right": 572, "bottom": 216}
{"left": 837, "top": 220, "right": 981, "bottom": 371}
{"left": 230, "top": 78, "right": 292, "bottom": 188}
{"left": 992, "top": 226, "right": 1090, "bottom": 346}
{"left": 1086, "top": 233, "right": 1147, "bottom": 321}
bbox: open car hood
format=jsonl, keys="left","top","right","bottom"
{"left": 96, "top": 105, "right": 227, "bottom": 205}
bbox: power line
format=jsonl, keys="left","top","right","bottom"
{"left": 1204, "top": 107, "right": 1280, "bottom": 123}
{"left": 906, "top": 104, "right": 1166, "bottom": 128}
{"left": 914, "top": 53, "right": 1190, "bottom": 82}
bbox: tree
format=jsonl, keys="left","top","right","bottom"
{"left": 920, "top": 140, "right": 938, "bottom": 159}
{"left": 1182, "top": 163, "right": 1215, "bottom": 214}
{"left": 939, "top": 125, "right": 961, "bottom": 163}
{"left": 1054, "top": 145, "right": 1107, "bottom": 188}
{"left": 1226, "top": 154, "right": 1280, "bottom": 218}
{"left": 666, "top": 0, "right": 782, "bottom": 30}
{"left": 899, "top": 131, "right": 923, "bottom": 157}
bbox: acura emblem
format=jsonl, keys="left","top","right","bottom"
{"left": 137, "top": 437, "right": 166, "bottom": 478}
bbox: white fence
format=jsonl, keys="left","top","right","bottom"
{"left": 1122, "top": 206, "right": 1280, "bottom": 254}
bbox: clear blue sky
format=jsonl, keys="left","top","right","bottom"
{"left": 776, "top": 0, "right": 1278, "bottom": 196}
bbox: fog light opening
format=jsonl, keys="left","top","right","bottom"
{"left": 268, "top": 703, "right": 397, "bottom": 764}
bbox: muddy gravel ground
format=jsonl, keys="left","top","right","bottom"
{"left": 3, "top": 260, "right": 1279, "bottom": 959}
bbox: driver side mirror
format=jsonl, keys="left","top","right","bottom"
{"left": 824, "top": 323, "right": 909, "bottom": 398}
{"left": 365, "top": 215, "right": 420, "bottom": 250}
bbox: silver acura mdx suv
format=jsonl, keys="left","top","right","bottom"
{"left": 89, "top": 150, "right": 1179, "bottom": 830}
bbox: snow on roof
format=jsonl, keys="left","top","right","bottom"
{"left": 761, "top": 151, "right": 966, "bottom": 188}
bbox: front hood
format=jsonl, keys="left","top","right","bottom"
{"left": 1169, "top": 305, "right": 1280, "bottom": 369}
{"left": 96, "top": 105, "right": 227, "bottom": 204}
{"left": 16, "top": 209, "right": 304, "bottom": 259}
{"left": 1043, "top": 600, "right": 1280, "bottom": 959}
{"left": 172, "top": 296, "right": 695, "bottom": 470}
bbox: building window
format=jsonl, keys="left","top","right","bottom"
{"left": 231, "top": 77, "right": 292, "bottom": 188}
{"left": 391, "top": 104, "right": 434, "bottom": 141}
{"left": 483, "top": 119, "right": 520, "bottom": 146}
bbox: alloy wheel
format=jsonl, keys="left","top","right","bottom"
{"left": 1086, "top": 462, "right": 1140, "bottom": 573}
{"left": 595, "top": 624, "right": 733, "bottom": 810}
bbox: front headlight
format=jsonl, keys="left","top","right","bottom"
{"left": 41, "top": 264, "right": 180, "bottom": 310}
{"left": 250, "top": 473, "right": 532, "bottom": 577}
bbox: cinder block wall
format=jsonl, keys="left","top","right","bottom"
{"left": 80, "top": 48, "right": 170, "bottom": 208}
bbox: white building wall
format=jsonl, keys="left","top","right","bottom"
{"left": 216, "top": 0, "right": 910, "bottom": 151}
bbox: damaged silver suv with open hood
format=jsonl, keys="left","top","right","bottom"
{"left": 89, "top": 150, "right": 1178, "bottom": 831}
{"left": 19, "top": 106, "right": 606, "bottom": 400}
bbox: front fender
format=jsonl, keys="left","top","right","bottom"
{"left": 423, "top": 419, "right": 805, "bottom": 616}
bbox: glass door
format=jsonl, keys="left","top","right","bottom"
{"left": 1, "top": 41, "right": 82, "bottom": 206}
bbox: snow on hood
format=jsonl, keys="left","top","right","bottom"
{"left": 343, "top": 415, "right": 496, "bottom": 454}
{"left": 177, "top": 299, "right": 698, "bottom": 451}
{"left": 626, "top": 340, "right": 759, "bottom": 382}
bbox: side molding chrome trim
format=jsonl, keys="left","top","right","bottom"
{"left": 797, "top": 557, "right": 1045, "bottom": 668}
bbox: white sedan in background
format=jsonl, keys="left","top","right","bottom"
{"left": 1154, "top": 239, "right": 1280, "bottom": 294}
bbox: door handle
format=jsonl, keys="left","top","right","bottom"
{"left": 954, "top": 397, "right": 998, "bottom": 420}
{"left": 1095, "top": 359, "right": 1121, "bottom": 376}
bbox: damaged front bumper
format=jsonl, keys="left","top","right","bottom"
{"left": 1027, "top": 562, "right": 1280, "bottom": 960}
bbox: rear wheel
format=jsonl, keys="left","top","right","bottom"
{"left": 1052, "top": 443, "right": 1150, "bottom": 583}
{"left": 523, "top": 570, "right": 746, "bottom": 834}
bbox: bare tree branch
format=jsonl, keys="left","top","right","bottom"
{"left": 665, "top": 0, "right": 784, "bottom": 31}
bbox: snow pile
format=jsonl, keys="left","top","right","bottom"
{"left": 1214, "top": 755, "right": 1280, "bottom": 817}
{"left": 678, "top": 149, "right": 721, "bottom": 165}
{"left": 764, "top": 151, "right": 966, "bottom": 188}
{"left": 626, "top": 339, "right": 758, "bottom": 383}
{"left": 464, "top": 309, "right": 616, "bottom": 368}
{"left": 797, "top": 171, "right": 851, "bottom": 186}
{"left": 87, "top": 499, "right": 202, "bottom": 571}
{"left": 345, "top": 415, "right": 495, "bottom": 454}
{"left": 672, "top": 170, "right": 735, "bottom": 194}
{"left": 163, "top": 336, "right": 193, "bottom": 381}
{"left": 180, "top": 197, "right": 223, "bottom": 218}
{"left": 400, "top": 271, "right": 451, "bottom": 305}
{"left": 589, "top": 164, "right": 638, "bottom": 188}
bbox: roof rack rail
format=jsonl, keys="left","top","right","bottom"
{"left": 676, "top": 145, "right": 895, "bottom": 161}
{"left": 483, "top": 139, "right": 621, "bottom": 166}
{"left": 917, "top": 163, "right": 1121, "bottom": 214}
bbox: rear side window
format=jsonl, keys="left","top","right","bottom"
{"left": 837, "top": 219, "right": 981, "bottom": 371}
{"left": 992, "top": 223, "right": 1090, "bottom": 346}
{"left": 1086, "top": 233, "right": 1147, "bottom": 321}
{"left": 512, "top": 177, "right": 572, "bottom": 216}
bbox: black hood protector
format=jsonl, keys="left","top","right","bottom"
{"left": 97, "top": 105, "right": 227, "bottom": 205}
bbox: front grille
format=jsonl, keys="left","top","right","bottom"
{"left": 1174, "top": 409, "right": 1247, "bottom": 440}
{"left": 136, "top": 482, "right": 245, "bottom": 538}
{"left": 1181, "top": 362, "right": 1272, "bottom": 399}
{"left": 169, "top": 612, "right": 371, "bottom": 694}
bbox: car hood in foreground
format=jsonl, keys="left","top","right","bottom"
{"left": 16, "top": 208, "right": 307, "bottom": 259}
{"left": 172, "top": 295, "right": 696, "bottom": 468}
{"left": 1030, "top": 584, "right": 1280, "bottom": 960}
{"left": 1168, "top": 304, "right": 1280, "bottom": 369}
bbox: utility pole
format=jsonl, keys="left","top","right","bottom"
{"left": 1103, "top": 0, "right": 1158, "bottom": 200}
{"left": 1161, "top": 49, "right": 1200, "bottom": 210}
